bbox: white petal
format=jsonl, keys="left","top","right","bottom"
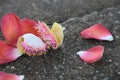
{"left": 22, "top": 33, "right": 45, "bottom": 48}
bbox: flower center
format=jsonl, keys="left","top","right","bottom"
{"left": 17, "top": 33, "right": 47, "bottom": 56}
{"left": 34, "top": 21, "right": 57, "bottom": 49}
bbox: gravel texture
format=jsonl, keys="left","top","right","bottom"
{"left": 0, "top": 0, "right": 120, "bottom": 80}
{"left": 0, "top": 0, "right": 120, "bottom": 24}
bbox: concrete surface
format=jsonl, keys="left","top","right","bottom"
{"left": 0, "top": 0, "right": 120, "bottom": 80}
{"left": 0, "top": 0, "right": 119, "bottom": 24}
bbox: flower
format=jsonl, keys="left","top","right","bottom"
{"left": 80, "top": 24, "right": 114, "bottom": 41}
{"left": 0, "top": 71, "right": 24, "bottom": 80}
{"left": 0, "top": 13, "right": 64, "bottom": 64}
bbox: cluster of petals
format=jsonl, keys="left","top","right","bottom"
{"left": 77, "top": 24, "right": 114, "bottom": 63}
{"left": 0, "top": 13, "right": 64, "bottom": 80}
{"left": 0, "top": 13, "right": 64, "bottom": 64}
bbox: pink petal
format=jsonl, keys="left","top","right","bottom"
{"left": 77, "top": 45, "right": 104, "bottom": 63}
{"left": 80, "top": 24, "right": 113, "bottom": 41}
{"left": 0, "top": 40, "right": 22, "bottom": 64}
{"left": 0, "top": 71, "right": 24, "bottom": 80}
{"left": 20, "top": 18, "right": 38, "bottom": 35}
{"left": 0, "top": 13, "right": 22, "bottom": 46}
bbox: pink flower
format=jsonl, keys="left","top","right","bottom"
{"left": 0, "top": 71, "right": 24, "bottom": 80}
{"left": 80, "top": 24, "right": 114, "bottom": 41}
{"left": 0, "top": 13, "right": 64, "bottom": 64}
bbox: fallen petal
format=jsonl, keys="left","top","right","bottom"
{"left": 0, "top": 13, "right": 22, "bottom": 46}
{"left": 20, "top": 18, "right": 38, "bottom": 35}
{"left": 80, "top": 24, "right": 113, "bottom": 41}
{"left": 77, "top": 45, "right": 104, "bottom": 63}
{"left": 0, "top": 71, "right": 24, "bottom": 80}
{"left": 17, "top": 33, "right": 47, "bottom": 56}
{"left": 0, "top": 40, "right": 22, "bottom": 64}
{"left": 34, "top": 21, "right": 57, "bottom": 49}
{"left": 51, "top": 22, "right": 64, "bottom": 48}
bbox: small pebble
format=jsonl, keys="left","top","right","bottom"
{"left": 96, "top": 70, "right": 99, "bottom": 73}
{"left": 11, "top": 66, "right": 15, "bottom": 69}
{"left": 103, "top": 77, "right": 110, "bottom": 80}
{"left": 109, "top": 59, "right": 112, "bottom": 62}
{"left": 118, "top": 72, "right": 120, "bottom": 75}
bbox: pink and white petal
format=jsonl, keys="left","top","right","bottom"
{"left": 17, "top": 33, "right": 47, "bottom": 56}
{"left": 80, "top": 24, "right": 113, "bottom": 41}
{"left": 20, "top": 18, "right": 38, "bottom": 35}
{"left": 77, "top": 45, "right": 104, "bottom": 63}
{"left": 0, "top": 40, "right": 22, "bottom": 64}
{"left": 0, "top": 13, "right": 22, "bottom": 46}
{"left": 0, "top": 71, "right": 24, "bottom": 80}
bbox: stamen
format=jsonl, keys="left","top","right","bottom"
{"left": 34, "top": 21, "right": 57, "bottom": 49}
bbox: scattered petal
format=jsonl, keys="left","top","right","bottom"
{"left": 0, "top": 13, "right": 22, "bottom": 46}
{"left": 0, "top": 71, "right": 24, "bottom": 80}
{"left": 17, "top": 33, "right": 46, "bottom": 56}
{"left": 0, "top": 40, "right": 22, "bottom": 64}
{"left": 51, "top": 22, "right": 64, "bottom": 48}
{"left": 80, "top": 24, "right": 114, "bottom": 41}
{"left": 34, "top": 21, "right": 57, "bottom": 49}
{"left": 77, "top": 45, "right": 104, "bottom": 63}
{"left": 20, "top": 18, "right": 38, "bottom": 35}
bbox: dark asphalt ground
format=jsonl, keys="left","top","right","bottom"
{"left": 0, "top": 0, "right": 120, "bottom": 80}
